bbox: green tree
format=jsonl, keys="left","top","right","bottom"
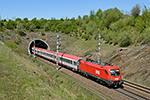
{"left": 75, "top": 19, "right": 83, "bottom": 26}
{"left": 64, "top": 27, "right": 72, "bottom": 34}
{"left": 96, "top": 8, "right": 102, "bottom": 20}
{"left": 140, "top": 27, "right": 150, "bottom": 44}
{"left": 72, "top": 23, "right": 77, "bottom": 33}
{"left": 35, "top": 20, "right": 41, "bottom": 29}
{"left": 28, "top": 23, "right": 36, "bottom": 32}
{"left": 103, "top": 31, "right": 115, "bottom": 44}
{"left": 83, "top": 15, "right": 90, "bottom": 24}
{"left": 110, "top": 19, "right": 125, "bottom": 31}
{"left": 41, "top": 30, "right": 45, "bottom": 36}
{"left": 70, "top": 17, "right": 76, "bottom": 23}
{"left": 5, "top": 19, "right": 16, "bottom": 30}
{"left": 131, "top": 4, "right": 141, "bottom": 18}
{"left": 50, "top": 25, "right": 56, "bottom": 32}
{"left": 22, "top": 18, "right": 29, "bottom": 30}
{"left": 118, "top": 31, "right": 132, "bottom": 47}
{"left": 44, "top": 23, "right": 50, "bottom": 31}
{"left": 78, "top": 15, "right": 81, "bottom": 19}
{"left": 142, "top": 5, "right": 150, "bottom": 28}
{"left": 82, "top": 23, "right": 87, "bottom": 31}
{"left": 99, "top": 20, "right": 105, "bottom": 30}
{"left": 0, "top": 20, "right": 4, "bottom": 31}
{"left": 86, "top": 21, "right": 97, "bottom": 35}
{"left": 17, "top": 21, "right": 24, "bottom": 35}
{"left": 15, "top": 18, "right": 22, "bottom": 22}
{"left": 103, "top": 7, "right": 123, "bottom": 29}
{"left": 81, "top": 34, "right": 91, "bottom": 41}
{"left": 31, "top": 17, "right": 37, "bottom": 23}
{"left": 61, "top": 26, "right": 66, "bottom": 33}
{"left": 62, "top": 21, "right": 72, "bottom": 27}
{"left": 135, "top": 17, "right": 145, "bottom": 32}
{"left": 60, "top": 18, "right": 64, "bottom": 21}
{"left": 123, "top": 16, "right": 134, "bottom": 26}
{"left": 56, "top": 23, "right": 63, "bottom": 31}
{"left": 23, "top": 17, "right": 29, "bottom": 23}
{"left": 90, "top": 10, "right": 96, "bottom": 20}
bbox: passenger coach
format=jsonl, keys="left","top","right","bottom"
{"left": 32, "top": 47, "right": 84, "bottom": 70}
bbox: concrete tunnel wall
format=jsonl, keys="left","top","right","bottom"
{"left": 28, "top": 39, "right": 50, "bottom": 55}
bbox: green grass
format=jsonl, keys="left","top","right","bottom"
{"left": 0, "top": 41, "right": 105, "bottom": 100}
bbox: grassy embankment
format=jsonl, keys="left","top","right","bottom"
{"left": 0, "top": 41, "right": 107, "bottom": 100}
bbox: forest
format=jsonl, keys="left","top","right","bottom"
{"left": 0, "top": 4, "right": 150, "bottom": 47}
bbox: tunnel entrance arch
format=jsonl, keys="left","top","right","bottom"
{"left": 28, "top": 39, "right": 50, "bottom": 55}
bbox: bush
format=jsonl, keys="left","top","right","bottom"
{"left": 81, "top": 34, "right": 91, "bottom": 41}
{"left": 14, "top": 37, "right": 21, "bottom": 45}
{"left": 79, "top": 31, "right": 82, "bottom": 37}
{"left": 41, "top": 30, "right": 45, "bottom": 36}
{"left": 17, "top": 21, "right": 25, "bottom": 36}
{"left": 86, "top": 21, "right": 97, "bottom": 35}
{"left": 5, "top": 20, "right": 16, "bottom": 30}
{"left": 44, "top": 23, "right": 50, "bottom": 31}
{"left": 41, "top": 36, "right": 46, "bottom": 40}
{"left": 140, "top": 27, "right": 150, "bottom": 44}
{"left": 28, "top": 23, "right": 36, "bottom": 32}
{"left": 118, "top": 31, "right": 132, "bottom": 47}
{"left": 26, "top": 35, "right": 29, "bottom": 39}
{"left": 110, "top": 19, "right": 125, "bottom": 31}
{"left": 5, "top": 41, "right": 21, "bottom": 54}
{"left": 103, "top": 31, "right": 116, "bottom": 44}
{"left": 123, "top": 16, "right": 134, "bottom": 26}
{"left": 135, "top": 17, "right": 145, "bottom": 33}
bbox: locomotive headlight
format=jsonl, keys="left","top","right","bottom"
{"left": 110, "top": 77, "right": 112, "bottom": 80}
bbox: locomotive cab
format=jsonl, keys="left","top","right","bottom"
{"left": 107, "top": 68, "right": 123, "bottom": 87}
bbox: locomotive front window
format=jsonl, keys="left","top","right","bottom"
{"left": 110, "top": 69, "right": 120, "bottom": 76}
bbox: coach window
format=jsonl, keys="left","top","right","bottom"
{"left": 69, "top": 60, "right": 72, "bottom": 64}
{"left": 72, "top": 61, "right": 74, "bottom": 65}
{"left": 46, "top": 53, "right": 49, "bottom": 56}
{"left": 50, "top": 54, "right": 52, "bottom": 57}
{"left": 66, "top": 59, "right": 71, "bottom": 64}
{"left": 74, "top": 61, "right": 77, "bottom": 66}
{"left": 70, "top": 60, "right": 72, "bottom": 64}
{"left": 67, "top": 59, "right": 69, "bottom": 63}
{"left": 105, "top": 70, "right": 108, "bottom": 75}
{"left": 50, "top": 54, "right": 52, "bottom": 58}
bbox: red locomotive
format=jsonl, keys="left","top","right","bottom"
{"left": 32, "top": 47, "right": 123, "bottom": 87}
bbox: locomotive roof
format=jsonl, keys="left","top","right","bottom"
{"left": 33, "top": 47, "right": 82, "bottom": 61}
{"left": 85, "top": 59, "right": 119, "bottom": 69}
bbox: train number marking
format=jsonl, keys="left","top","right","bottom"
{"left": 95, "top": 70, "right": 100, "bottom": 75}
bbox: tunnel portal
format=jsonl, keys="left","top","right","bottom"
{"left": 28, "top": 39, "right": 50, "bottom": 55}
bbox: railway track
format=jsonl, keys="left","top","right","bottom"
{"left": 118, "top": 80, "right": 150, "bottom": 100}
{"left": 34, "top": 55, "right": 150, "bottom": 100}
{"left": 123, "top": 80, "right": 150, "bottom": 94}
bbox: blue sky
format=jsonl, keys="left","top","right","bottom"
{"left": 0, "top": 0, "right": 150, "bottom": 20}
